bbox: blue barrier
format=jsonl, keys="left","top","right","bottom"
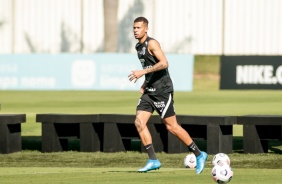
{"left": 0, "top": 54, "right": 194, "bottom": 91}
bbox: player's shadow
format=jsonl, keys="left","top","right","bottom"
{"left": 107, "top": 170, "right": 162, "bottom": 174}
{"left": 107, "top": 171, "right": 140, "bottom": 173}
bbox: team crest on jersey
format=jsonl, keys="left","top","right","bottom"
{"left": 138, "top": 46, "right": 146, "bottom": 55}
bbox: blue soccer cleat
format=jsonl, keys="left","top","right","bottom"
{"left": 196, "top": 151, "right": 208, "bottom": 174}
{"left": 138, "top": 159, "right": 161, "bottom": 172}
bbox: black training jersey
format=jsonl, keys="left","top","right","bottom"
{"left": 135, "top": 36, "right": 173, "bottom": 95}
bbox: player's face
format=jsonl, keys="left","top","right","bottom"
{"left": 133, "top": 21, "right": 148, "bottom": 40}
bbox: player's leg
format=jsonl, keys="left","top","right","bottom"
{"left": 163, "top": 115, "right": 208, "bottom": 174}
{"left": 135, "top": 111, "right": 161, "bottom": 172}
{"left": 135, "top": 110, "right": 153, "bottom": 147}
{"left": 155, "top": 92, "right": 208, "bottom": 174}
{"left": 135, "top": 95, "right": 161, "bottom": 172}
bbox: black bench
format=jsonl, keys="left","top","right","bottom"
{"left": 98, "top": 114, "right": 162, "bottom": 152}
{"left": 237, "top": 115, "right": 282, "bottom": 153}
{"left": 0, "top": 114, "right": 26, "bottom": 154}
{"left": 96, "top": 114, "right": 236, "bottom": 154}
{"left": 36, "top": 114, "right": 100, "bottom": 152}
{"left": 36, "top": 113, "right": 236, "bottom": 154}
{"left": 175, "top": 115, "right": 236, "bottom": 154}
{"left": 36, "top": 113, "right": 162, "bottom": 153}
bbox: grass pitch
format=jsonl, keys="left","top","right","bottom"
{"left": 1, "top": 167, "right": 282, "bottom": 184}
{"left": 0, "top": 152, "right": 282, "bottom": 184}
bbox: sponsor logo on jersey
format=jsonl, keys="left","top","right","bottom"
{"left": 146, "top": 87, "right": 156, "bottom": 92}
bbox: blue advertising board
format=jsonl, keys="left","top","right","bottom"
{"left": 0, "top": 54, "right": 194, "bottom": 91}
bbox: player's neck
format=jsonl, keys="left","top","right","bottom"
{"left": 139, "top": 34, "right": 148, "bottom": 44}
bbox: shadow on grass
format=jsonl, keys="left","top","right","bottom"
{"left": 232, "top": 136, "right": 282, "bottom": 154}
{"left": 107, "top": 171, "right": 140, "bottom": 173}
{"left": 233, "top": 136, "right": 244, "bottom": 153}
{"left": 269, "top": 140, "right": 282, "bottom": 154}
{"left": 22, "top": 136, "right": 80, "bottom": 152}
{"left": 22, "top": 136, "right": 41, "bottom": 151}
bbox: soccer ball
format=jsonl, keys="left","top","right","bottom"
{"left": 212, "top": 164, "right": 233, "bottom": 183}
{"left": 184, "top": 153, "right": 197, "bottom": 168}
{"left": 212, "top": 153, "right": 230, "bottom": 166}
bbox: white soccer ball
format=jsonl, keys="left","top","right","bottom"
{"left": 212, "top": 164, "right": 233, "bottom": 183}
{"left": 212, "top": 153, "right": 230, "bottom": 166}
{"left": 184, "top": 153, "right": 197, "bottom": 168}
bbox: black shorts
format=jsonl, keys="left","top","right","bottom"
{"left": 136, "top": 92, "right": 175, "bottom": 119}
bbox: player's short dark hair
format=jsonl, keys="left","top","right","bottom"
{"left": 134, "top": 17, "right": 148, "bottom": 26}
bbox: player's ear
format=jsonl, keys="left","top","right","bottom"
{"left": 145, "top": 26, "right": 148, "bottom": 33}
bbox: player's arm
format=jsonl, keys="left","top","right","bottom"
{"left": 145, "top": 40, "right": 168, "bottom": 74}
{"left": 128, "top": 40, "right": 168, "bottom": 83}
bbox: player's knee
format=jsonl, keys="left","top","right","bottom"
{"left": 134, "top": 118, "right": 145, "bottom": 132}
{"left": 165, "top": 123, "right": 178, "bottom": 134}
{"left": 165, "top": 124, "right": 173, "bottom": 132}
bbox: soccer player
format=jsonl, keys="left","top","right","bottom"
{"left": 128, "top": 17, "right": 208, "bottom": 174}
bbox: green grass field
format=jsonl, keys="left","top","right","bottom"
{"left": 0, "top": 152, "right": 282, "bottom": 183}
{"left": 1, "top": 167, "right": 282, "bottom": 184}
{"left": 0, "top": 56, "right": 282, "bottom": 183}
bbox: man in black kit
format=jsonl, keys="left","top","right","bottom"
{"left": 128, "top": 17, "right": 208, "bottom": 174}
